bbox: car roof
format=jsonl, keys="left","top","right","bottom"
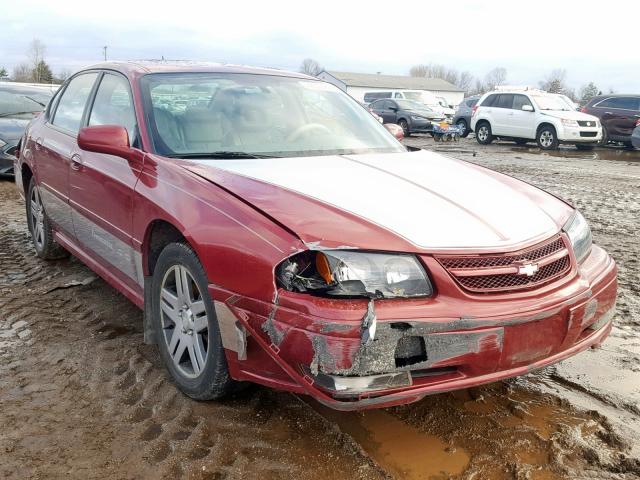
{"left": 80, "top": 61, "right": 316, "bottom": 81}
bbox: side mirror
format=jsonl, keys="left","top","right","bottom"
{"left": 384, "top": 123, "right": 404, "bottom": 141}
{"left": 78, "top": 125, "right": 131, "bottom": 158}
{"left": 522, "top": 104, "right": 534, "bottom": 112}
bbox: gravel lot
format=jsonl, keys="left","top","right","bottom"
{"left": 1, "top": 137, "right": 639, "bottom": 479}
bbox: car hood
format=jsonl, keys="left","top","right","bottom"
{"left": 0, "top": 117, "right": 30, "bottom": 143}
{"left": 540, "top": 110, "right": 599, "bottom": 122}
{"left": 182, "top": 150, "right": 573, "bottom": 252}
{"left": 407, "top": 109, "right": 443, "bottom": 120}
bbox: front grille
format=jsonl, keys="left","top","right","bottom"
{"left": 580, "top": 132, "right": 598, "bottom": 137}
{"left": 436, "top": 235, "right": 572, "bottom": 294}
{"left": 577, "top": 120, "right": 597, "bottom": 127}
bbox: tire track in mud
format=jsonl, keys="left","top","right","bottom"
{"left": 0, "top": 180, "right": 383, "bottom": 480}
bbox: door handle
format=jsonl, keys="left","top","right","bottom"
{"left": 70, "top": 154, "right": 84, "bottom": 171}
{"left": 35, "top": 137, "right": 43, "bottom": 151}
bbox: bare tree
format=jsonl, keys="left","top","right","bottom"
{"left": 299, "top": 58, "right": 323, "bottom": 77}
{"left": 27, "top": 39, "right": 47, "bottom": 83}
{"left": 457, "top": 71, "right": 474, "bottom": 91}
{"left": 539, "top": 69, "right": 567, "bottom": 94}
{"left": 0, "top": 67, "right": 8, "bottom": 80}
{"left": 409, "top": 63, "right": 460, "bottom": 86}
{"left": 54, "top": 68, "right": 73, "bottom": 84}
{"left": 12, "top": 63, "right": 32, "bottom": 82}
{"left": 484, "top": 67, "right": 507, "bottom": 91}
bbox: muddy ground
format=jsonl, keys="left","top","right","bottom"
{"left": 1, "top": 137, "right": 639, "bottom": 479}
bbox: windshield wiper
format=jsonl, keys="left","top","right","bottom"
{"left": 0, "top": 111, "right": 38, "bottom": 118}
{"left": 167, "top": 151, "right": 278, "bottom": 159}
{"left": 22, "top": 95, "right": 46, "bottom": 107}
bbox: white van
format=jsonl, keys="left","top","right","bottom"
{"left": 363, "top": 90, "right": 454, "bottom": 119}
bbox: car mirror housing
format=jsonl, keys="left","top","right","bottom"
{"left": 522, "top": 105, "right": 534, "bottom": 112}
{"left": 78, "top": 125, "right": 131, "bottom": 158}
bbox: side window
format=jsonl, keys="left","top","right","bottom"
{"left": 372, "top": 100, "right": 384, "bottom": 110}
{"left": 597, "top": 97, "right": 640, "bottom": 110}
{"left": 496, "top": 94, "right": 514, "bottom": 109}
{"left": 88, "top": 73, "right": 137, "bottom": 143}
{"left": 394, "top": 92, "right": 402, "bottom": 98}
{"left": 482, "top": 94, "right": 498, "bottom": 107}
{"left": 52, "top": 73, "right": 98, "bottom": 134}
{"left": 513, "top": 94, "right": 533, "bottom": 110}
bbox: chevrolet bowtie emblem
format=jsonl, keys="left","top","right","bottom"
{"left": 518, "top": 263, "right": 539, "bottom": 277}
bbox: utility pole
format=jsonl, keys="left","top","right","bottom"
{"left": 102, "top": 46, "right": 108, "bottom": 61}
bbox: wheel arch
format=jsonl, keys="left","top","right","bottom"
{"left": 536, "top": 122, "right": 557, "bottom": 135}
{"left": 21, "top": 162, "right": 33, "bottom": 195}
{"left": 142, "top": 218, "right": 191, "bottom": 278}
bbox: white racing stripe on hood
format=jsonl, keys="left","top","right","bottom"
{"left": 194, "top": 150, "right": 559, "bottom": 249}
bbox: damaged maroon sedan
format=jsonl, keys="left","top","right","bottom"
{"left": 15, "top": 62, "right": 617, "bottom": 410}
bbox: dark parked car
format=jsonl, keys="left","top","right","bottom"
{"left": 581, "top": 94, "right": 640, "bottom": 146}
{"left": 632, "top": 121, "right": 640, "bottom": 149}
{"left": 452, "top": 95, "right": 480, "bottom": 137}
{"left": 0, "top": 83, "right": 55, "bottom": 175}
{"left": 369, "top": 99, "right": 444, "bottom": 136}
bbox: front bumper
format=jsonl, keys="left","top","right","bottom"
{"left": 558, "top": 125, "right": 602, "bottom": 143}
{"left": 213, "top": 244, "right": 617, "bottom": 411}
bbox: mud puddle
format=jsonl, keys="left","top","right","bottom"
{"left": 308, "top": 379, "right": 640, "bottom": 479}
{"left": 307, "top": 400, "right": 469, "bottom": 480}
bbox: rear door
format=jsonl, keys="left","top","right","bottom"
{"left": 38, "top": 72, "right": 99, "bottom": 238}
{"left": 68, "top": 71, "right": 144, "bottom": 287}
{"left": 491, "top": 94, "right": 515, "bottom": 135}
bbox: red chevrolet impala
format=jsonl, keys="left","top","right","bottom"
{"left": 15, "top": 62, "right": 617, "bottom": 410}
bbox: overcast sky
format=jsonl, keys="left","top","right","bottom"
{"left": 2, "top": 0, "right": 638, "bottom": 93}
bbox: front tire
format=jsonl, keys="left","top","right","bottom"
{"left": 456, "top": 119, "right": 469, "bottom": 138}
{"left": 26, "top": 178, "right": 68, "bottom": 260}
{"left": 398, "top": 119, "right": 410, "bottom": 137}
{"left": 536, "top": 125, "right": 559, "bottom": 150}
{"left": 475, "top": 122, "right": 493, "bottom": 145}
{"left": 152, "top": 242, "right": 235, "bottom": 400}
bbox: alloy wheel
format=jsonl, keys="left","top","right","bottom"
{"left": 477, "top": 126, "right": 489, "bottom": 142}
{"left": 160, "top": 265, "right": 209, "bottom": 378}
{"left": 539, "top": 131, "right": 554, "bottom": 148}
{"left": 30, "top": 186, "right": 45, "bottom": 250}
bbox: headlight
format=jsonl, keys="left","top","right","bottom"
{"left": 410, "top": 115, "right": 425, "bottom": 121}
{"left": 561, "top": 118, "right": 579, "bottom": 127}
{"left": 563, "top": 211, "right": 592, "bottom": 263}
{"left": 276, "top": 250, "right": 433, "bottom": 299}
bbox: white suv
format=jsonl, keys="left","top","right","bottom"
{"left": 470, "top": 89, "right": 602, "bottom": 150}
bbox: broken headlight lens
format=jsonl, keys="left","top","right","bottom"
{"left": 276, "top": 250, "right": 433, "bottom": 299}
{"left": 563, "top": 210, "right": 592, "bottom": 263}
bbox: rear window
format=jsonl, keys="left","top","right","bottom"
{"left": 466, "top": 98, "right": 478, "bottom": 107}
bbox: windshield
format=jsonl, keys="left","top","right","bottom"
{"left": 530, "top": 94, "right": 573, "bottom": 111}
{"left": 0, "top": 89, "right": 52, "bottom": 119}
{"left": 395, "top": 99, "right": 430, "bottom": 111}
{"left": 141, "top": 73, "right": 405, "bottom": 158}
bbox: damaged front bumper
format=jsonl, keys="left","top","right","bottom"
{"left": 211, "top": 245, "right": 617, "bottom": 411}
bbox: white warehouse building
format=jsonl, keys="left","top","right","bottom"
{"left": 317, "top": 70, "right": 465, "bottom": 108}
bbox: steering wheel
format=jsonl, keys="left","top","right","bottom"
{"left": 286, "top": 123, "right": 331, "bottom": 143}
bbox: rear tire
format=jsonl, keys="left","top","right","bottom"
{"left": 536, "top": 125, "right": 559, "bottom": 150}
{"left": 152, "top": 242, "right": 236, "bottom": 400}
{"left": 456, "top": 119, "right": 469, "bottom": 138}
{"left": 26, "top": 178, "right": 69, "bottom": 260}
{"left": 398, "top": 119, "right": 410, "bottom": 137}
{"left": 475, "top": 122, "right": 493, "bottom": 145}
